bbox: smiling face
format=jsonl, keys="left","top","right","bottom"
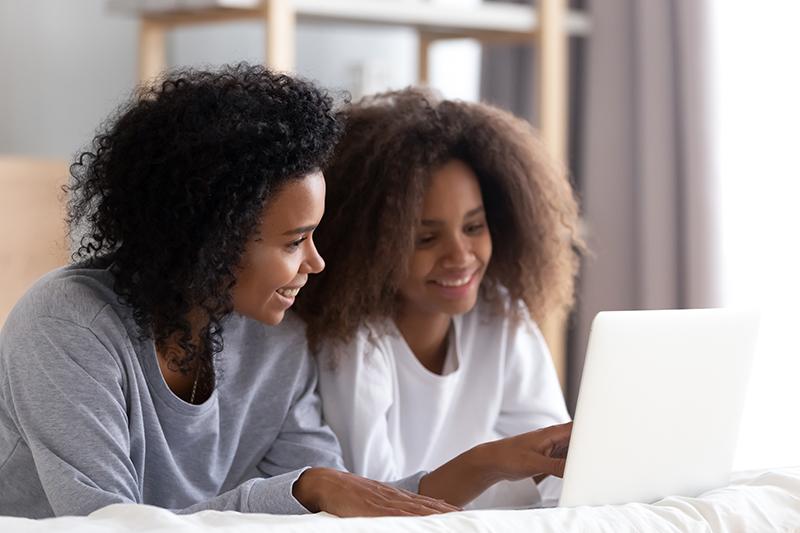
{"left": 397, "top": 159, "right": 492, "bottom": 318}
{"left": 231, "top": 171, "right": 326, "bottom": 325}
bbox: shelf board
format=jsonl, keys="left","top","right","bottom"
{"left": 110, "top": 0, "right": 590, "bottom": 38}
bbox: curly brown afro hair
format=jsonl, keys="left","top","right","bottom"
{"left": 296, "top": 88, "right": 583, "bottom": 353}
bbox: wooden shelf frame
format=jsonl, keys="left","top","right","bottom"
{"left": 125, "top": 1, "right": 590, "bottom": 34}
{"left": 121, "top": 0, "right": 589, "bottom": 81}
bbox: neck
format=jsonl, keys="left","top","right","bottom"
{"left": 156, "top": 342, "right": 200, "bottom": 402}
{"left": 156, "top": 308, "right": 209, "bottom": 403}
{"left": 394, "top": 305, "right": 451, "bottom": 375}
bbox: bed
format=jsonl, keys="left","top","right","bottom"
{"left": 3, "top": 466, "right": 799, "bottom": 532}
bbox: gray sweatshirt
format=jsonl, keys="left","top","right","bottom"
{"left": 0, "top": 264, "right": 349, "bottom": 518}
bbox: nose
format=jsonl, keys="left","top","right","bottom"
{"left": 302, "top": 238, "right": 325, "bottom": 274}
{"left": 442, "top": 233, "right": 473, "bottom": 268}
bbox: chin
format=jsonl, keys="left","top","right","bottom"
{"left": 438, "top": 296, "right": 479, "bottom": 316}
{"left": 239, "top": 307, "right": 285, "bottom": 326}
{"left": 261, "top": 310, "right": 286, "bottom": 325}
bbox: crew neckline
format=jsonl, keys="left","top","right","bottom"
{"left": 389, "top": 317, "right": 462, "bottom": 384}
{"left": 138, "top": 338, "right": 219, "bottom": 416}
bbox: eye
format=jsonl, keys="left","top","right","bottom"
{"left": 287, "top": 236, "right": 308, "bottom": 251}
{"left": 416, "top": 233, "right": 437, "bottom": 248}
{"left": 464, "top": 222, "right": 486, "bottom": 235}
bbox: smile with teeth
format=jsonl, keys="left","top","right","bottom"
{"left": 432, "top": 272, "right": 476, "bottom": 288}
{"left": 276, "top": 287, "right": 300, "bottom": 298}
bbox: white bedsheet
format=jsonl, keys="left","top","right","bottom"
{"left": 3, "top": 467, "right": 799, "bottom": 532}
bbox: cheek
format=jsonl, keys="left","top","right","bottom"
{"left": 262, "top": 255, "right": 301, "bottom": 292}
{"left": 238, "top": 248, "right": 296, "bottom": 294}
{"left": 478, "top": 233, "right": 493, "bottom": 263}
{"left": 407, "top": 251, "right": 437, "bottom": 286}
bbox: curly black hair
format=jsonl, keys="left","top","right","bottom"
{"left": 66, "top": 63, "right": 340, "bottom": 392}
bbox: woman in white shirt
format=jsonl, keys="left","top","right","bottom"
{"left": 295, "top": 88, "right": 583, "bottom": 508}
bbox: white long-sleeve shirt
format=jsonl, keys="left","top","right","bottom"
{"left": 317, "top": 298, "right": 570, "bottom": 508}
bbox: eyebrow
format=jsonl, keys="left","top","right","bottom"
{"left": 421, "top": 206, "right": 485, "bottom": 227}
{"left": 282, "top": 224, "right": 317, "bottom": 236}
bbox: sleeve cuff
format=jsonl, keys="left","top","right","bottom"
{"left": 536, "top": 475, "right": 563, "bottom": 505}
{"left": 386, "top": 470, "right": 428, "bottom": 493}
{"left": 246, "top": 467, "right": 312, "bottom": 514}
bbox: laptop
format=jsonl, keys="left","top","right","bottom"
{"left": 558, "top": 308, "right": 759, "bottom": 507}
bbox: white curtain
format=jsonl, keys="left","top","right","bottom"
{"left": 710, "top": 0, "right": 800, "bottom": 471}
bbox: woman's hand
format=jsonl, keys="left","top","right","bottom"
{"left": 293, "top": 468, "right": 460, "bottom": 517}
{"left": 418, "top": 421, "right": 572, "bottom": 506}
{"left": 486, "top": 421, "right": 572, "bottom": 481}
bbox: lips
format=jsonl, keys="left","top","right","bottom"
{"left": 276, "top": 285, "right": 303, "bottom": 298}
{"left": 429, "top": 269, "right": 480, "bottom": 288}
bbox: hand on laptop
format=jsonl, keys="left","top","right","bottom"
{"left": 488, "top": 421, "right": 572, "bottom": 482}
{"left": 418, "top": 422, "right": 572, "bottom": 506}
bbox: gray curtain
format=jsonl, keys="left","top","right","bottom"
{"left": 569, "top": 0, "right": 718, "bottom": 409}
{"left": 479, "top": 0, "right": 718, "bottom": 410}
{"left": 479, "top": 4, "right": 538, "bottom": 124}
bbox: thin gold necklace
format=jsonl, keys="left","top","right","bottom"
{"left": 189, "top": 365, "right": 201, "bottom": 404}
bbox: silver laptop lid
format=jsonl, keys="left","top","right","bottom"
{"left": 559, "top": 308, "right": 759, "bottom": 507}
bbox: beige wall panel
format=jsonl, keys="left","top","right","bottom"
{"left": 0, "top": 157, "right": 69, "bottom": 327}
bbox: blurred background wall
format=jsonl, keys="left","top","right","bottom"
{"left": 0, "top": 0, "right": 484, "bottom": 159}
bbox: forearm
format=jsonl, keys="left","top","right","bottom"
{"left": 418, "top": 424, "right": 570, "bottom": 507}
{"left": 176, "top": 469, "right": 310, "bottom": 515}
{"left": 417, "top": 443, "right": 502, "bottom": 507}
